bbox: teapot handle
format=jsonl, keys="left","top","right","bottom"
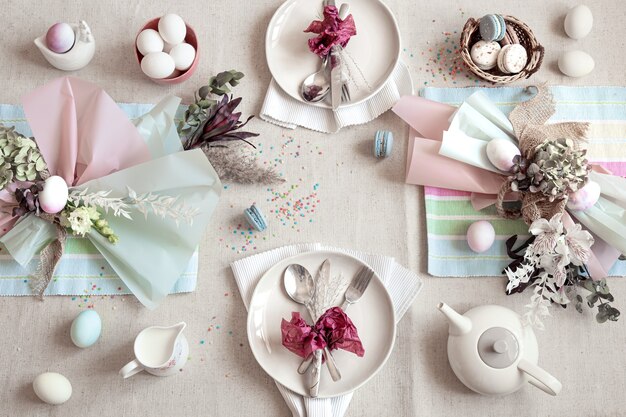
{"left": 517, "top": 358, "right": 562, "bottom": 396}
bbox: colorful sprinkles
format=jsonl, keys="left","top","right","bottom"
{"left": 218, "top": 135, "right": 323, "bottom": 253}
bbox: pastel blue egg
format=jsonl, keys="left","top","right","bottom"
{"left": 70, "top": 310, "right": 101, "bottom": 348}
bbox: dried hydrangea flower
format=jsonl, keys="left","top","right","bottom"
{"left": 0, "top": 124, "right": 47, "bottom": 188}
{"left": 532, "top": 138, "right": 590, "bottom": 201}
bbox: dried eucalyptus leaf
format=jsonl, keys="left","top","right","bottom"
{"left": 198, "top": 85, "right": 210, "bottom": 99}
{"left": 215, "top": 71, "right": 233, "bottom": 86}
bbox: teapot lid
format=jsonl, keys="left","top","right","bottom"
{"left": 477, "top": 327, "right": 519, "bottom": 368}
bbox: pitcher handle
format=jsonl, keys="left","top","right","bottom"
{"left": 120, "top": 359, "right": 144, "bottom": 379}
{"left": 517, "top": 358, "right": 562, "bottom": 396}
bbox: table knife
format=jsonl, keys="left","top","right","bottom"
{"left": 329, "top": 47, "right": 343, "bottom": 111}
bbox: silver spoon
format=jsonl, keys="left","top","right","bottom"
{"left": 301, "top": 57, "right": 330, "bottom": 102}
{"left": 300, "top": 3, "right": 350, "bottom": 103}
{"left": 284, "top": 264, "right": 342, "bottom": 384}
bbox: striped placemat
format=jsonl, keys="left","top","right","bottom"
{"left": 422, "top": 86, "right": 626, "bottom": 277}
{"left": 0, "top": 103, "right": 197, "bottom": 296}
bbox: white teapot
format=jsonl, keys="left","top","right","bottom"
{"left": 438, "top": 302, "right": 562, "bottom": 396}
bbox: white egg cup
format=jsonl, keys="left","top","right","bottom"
{"left": 34, "top": 20, "right": 95, "bottom": 71}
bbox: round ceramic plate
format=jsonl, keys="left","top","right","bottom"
{"left": 265, "top": 0, "right": 401, "bottom": 108}
{"left": 247, "top": 250, "right": 396, "bottom": 398}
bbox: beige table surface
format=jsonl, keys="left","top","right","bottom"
{"left": 1, "top": 0, "right": 626, "bottom": 416}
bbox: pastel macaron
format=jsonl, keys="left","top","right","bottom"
{"left": 374, "top": 130, "right": 394, "bottom": 158}
{"left": 479, "top": 14, "right": 506, "bottom": 42}
{"left": 470, "top": 40, "right": 501, "bottom": 71}
{"left": 244, "top": 204, "right": 267, "bottom": 232}
{"left": 500, "top": 25, "right": 520, "bottom": 46}
{"left": 497, "top": 44, "right": 527, "bottom": 74}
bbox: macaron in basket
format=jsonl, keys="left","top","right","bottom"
{"left": 460, "top": 14, "right": 544, "bottom": 84}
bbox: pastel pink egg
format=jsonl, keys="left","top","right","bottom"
{"left": 39, "top": 175, "right": 69, "bottom": 214}
{"left": 45, "top": 23, "right": 75, "bottom": 54}
{"left": 486, "top": 139, "right": 520, "bottom": 172}
{"left": 567, "top": 180, "right": 601, "bottom": 211}
{"left": 466, "top": 220, "right": 496, "bottom": 253}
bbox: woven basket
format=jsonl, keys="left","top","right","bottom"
{"left": 460, "top": 15, "right": 544, "bottom": 84}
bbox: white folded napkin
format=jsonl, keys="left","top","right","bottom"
{"left": 231, "top": 243, "right": 423, "bottom": 417}
{"left": 260, "top": 62, "right": 414, "bottom": 133}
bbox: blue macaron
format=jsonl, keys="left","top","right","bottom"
{"left": 479, "top": 14, "right": 506, "bottom": 42}
{"left": 244, "top": 204, "right": 267, "bottom": 232}
{"left": 374, "top": 130, "right": 394, "bottom": 158}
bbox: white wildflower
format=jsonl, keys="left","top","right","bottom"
{"left": 67, "top": 207, "right": 93, "bottom": 236}
{"left": 563, "top": 222, "right": 594, "bottom": 266}
{"left": 529, "top": 214, "right": 563, "bottom": 254}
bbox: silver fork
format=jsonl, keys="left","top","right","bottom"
{"left": 341, "top": 265, "right": 374, "bottom": 309}
{"left": 341, "top": 83, "right": 351, "bottom": 103}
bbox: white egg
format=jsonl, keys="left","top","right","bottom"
{"left": 564, "top": 5, "right": 593, "bottom": 40}
{"left": 169, "top": 43, "right": 195, "bottom": 71}
{"left": 158, "top": 14, "right": 186, "bottom": 45}
{"left": 567, "top": 180, "right": 601, "bottom": 211}
{"left": 558, "top": 50, "right": 595, "bottom": 77}
{"left": 466, "top": 220, "right": 496, "bottom": 253}
{"left": 141, "top": 52, "right": 176, "bottom": 79}
{"left": 39, "top": 175, "right": 68, "bottom": 214}
{"left": 136, "top": 29, "right": 164, "bottom": 56}
{"left": 486, "top": 139, "right": 521, "bottom": 172}
{"left": 33, "top": 372, "right": 72, "bottom": 405}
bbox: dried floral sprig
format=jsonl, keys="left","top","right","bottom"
{"left": 504, "top": 214, "right": 619, "bottom": 328}
{"left": 205, "top": 145, "right": 284, "bottom": 185}
{"left": 310, "top": 271, "right": 348, "bottom": 319}
{"left": 176, "top": 70, "right": 284, "bottom": 185}
{"left": 69, "top": 188, "right": 200, "bottom": 227}
{"left": 178, "top": 70, "right": 259, "bottom": 150}
{"left": 68, "top": 188, "right": 132, "bottom": 219}
{"left": 126, "top": 187, "right": 199, "bottom": 226}
{"left": 182, "top": 94, "right": 259, "bottom": 150}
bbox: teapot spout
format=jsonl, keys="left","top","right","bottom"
{"left": 438, "top": 302, "right": 472, "bottom": 336}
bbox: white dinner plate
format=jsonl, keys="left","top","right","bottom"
{"left": 265, "top": 0, "right": 401, "bottom": 108}
{"left": 247, "top": 250, "right": 396, "bottom": 398}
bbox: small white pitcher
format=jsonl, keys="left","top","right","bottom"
{"left": 120, "top": 322, "right": 189, "bottom": 378}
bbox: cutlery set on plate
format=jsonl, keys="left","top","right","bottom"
{"left": 300, "top": 0, "right": 352, "bottom": 109}
{"left": 283, "top": 259, "right": 374, "bottom": 397}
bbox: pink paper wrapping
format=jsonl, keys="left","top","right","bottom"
{"left": 393, "top": 95, "right": 505, "bottom": 193}
{"left": 0, "top": 77, "right": 153, "bottom": 237}
{"left": 22, "top": 77, "right": 151, "bottom": 186}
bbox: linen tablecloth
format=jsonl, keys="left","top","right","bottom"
{"left": 2, "top": 1, "right": 626, "bottom": 417}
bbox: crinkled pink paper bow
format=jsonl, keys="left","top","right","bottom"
{"left": 281, "top": 307, "right": 365, "bottom": 358}
{"left": 304, "top": 5, "right": 357, "bottom": 58}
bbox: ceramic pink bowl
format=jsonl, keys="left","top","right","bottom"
{"left": 134, "top": 17, "right": 199, "bottom": 85}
